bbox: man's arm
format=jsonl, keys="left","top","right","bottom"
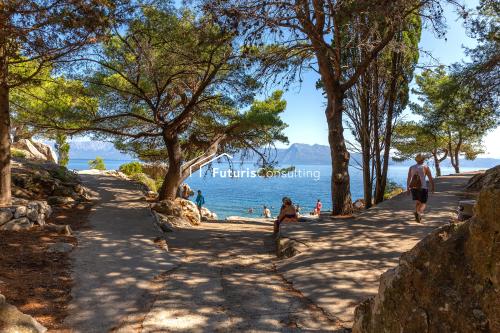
{"left": 407, "top": 168, "right": 412, "bottom": 191}
{"left": 426, "top": 166, "right": 435, "bottom": 193}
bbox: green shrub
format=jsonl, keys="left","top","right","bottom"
{"left": 49, "top": 165, "right": 77, "bottom": 183}
{"left": 131, "top": 173, "right": 157, "bottom": 192}
{"left": 384, "top": 180, "right": 404, "bottom": 200}
{"left": 88, "top": 156, "right": 106, "bottom": 170}
{"left": 11, "top": 148, "right": 27, "bottom": 158}
{"left": 119, "top": 161, "right": 143, "bottom": 176}
{"left": 155, "top": 178, "right": 164, "bottom": 192}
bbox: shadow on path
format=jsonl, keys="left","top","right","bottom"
{"left": 64, "top": 174, "right": 178, "bottom": 333}
{"left": 276, "top": 174, "right": 472, "bottom": 323}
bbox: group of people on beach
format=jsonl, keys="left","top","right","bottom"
{"left": 186, "top": 153, "right": 433, "bottom": 228}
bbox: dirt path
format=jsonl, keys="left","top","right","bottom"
{"left": 276, "top": 174, "right": 473, "bottom": 324}
{"left": 139, "top": 221, "right": 345, "bottom": 332}
{"left": 64, "top": 173, "right": 178, "bottom": 333}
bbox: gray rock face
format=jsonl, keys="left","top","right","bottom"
{"left": 0, "top": 294, "right": 47, "bottom": 333}
{"left": 352, "top": 186, "right": 500, "bottom": 333}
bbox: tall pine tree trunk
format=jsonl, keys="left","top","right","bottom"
{"left": 159, "top": 134, "right": 183, "bottom": 201}
{"left": 360, "top": 76, "right": 372, "bottom": 209}
{"left": 0, "top": 60, "right": 11, "bottom": 206}
{"left": 0, "top": 23, "right": 10, "bottom": 207}
{"left": 326, "top": 93, "right": 353, "bottom": 215}
{"left": 374, "top": 50, "right": 400, "bottom": 204}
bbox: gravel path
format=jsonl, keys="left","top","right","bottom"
{"left": 64, "top": 173, "right": 178, "bottom": 333}
{"left": 140, "top": 221, "right": 345, "bottom": 332}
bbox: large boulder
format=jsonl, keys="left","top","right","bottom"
{"left": 11, "top": 139, "right": 57, "bottom": 163}
{"left": 466, "top": 165, "right": 500, "bottom": 192}
{"left": 12, "top": 139, "right": 46, "bottom": 160}
{"left": 0, "top": 294, "right": 47, "bottom": 333}
{"left": 30, "top": 141, "right": 57, "bottom": 163}
{"left": 151, "top": 198, "right": 201, "bottom": 227}
{"left": 352, "top": 186, "right": 500, "bottom": 333}
{"left": 200, "top": 207, "right": 217, "bottom": 221}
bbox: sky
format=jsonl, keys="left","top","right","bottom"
{"left": 273, "top": 0, "right": 500, "bottom": 158}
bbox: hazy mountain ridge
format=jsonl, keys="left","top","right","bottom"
{"left": 62, "top": 141, "right": 499, "bottom": 168}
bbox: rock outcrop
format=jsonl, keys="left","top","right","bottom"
{"left": 0, "top": 293, "right": 47, "bottom": 333}
{"left": 151, "top": 198, "right": 201, "bottom": 227}
{"left": 151, "top": 198, "right": 218, "bottom": 230}
{"left": 200, "top": 207, "right": 217, "bottom": 221}
{"left": 12, "top": 139, "right": 57, "bottom": 163}
{"left": 352, "top": 185, "right": 500, "bottom": 333}
{"left": 11, "top": 160, "right": 90, "bottom": 203}
{"left": 466, "top": 165, "right": 500, "bottom": 192}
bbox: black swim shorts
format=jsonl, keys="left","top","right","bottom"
{"left": 411, "top": 188, "right": 429, "bottom": 203}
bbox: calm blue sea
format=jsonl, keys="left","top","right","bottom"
{"left": 67, "top": 158, "right": 484, "bottom": 219}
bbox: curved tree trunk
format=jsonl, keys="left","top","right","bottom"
{"left": 158, "top": 134, "right": 183, "bottom": 201}
{"left": 326, "top": 96, "right": 353, "bottom": 215}
{"left": 432, "top": 150, "right": 442, "bottom": 177}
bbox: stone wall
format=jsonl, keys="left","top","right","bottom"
{"left": 0, "top": 199, "right": 52, "bottom": 231}
{"left": 352, "top": 185, "right": 500, "bottom": 333}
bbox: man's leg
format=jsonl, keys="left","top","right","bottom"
{"left": 414, "top": 201, "right": 422, "bottom": 222}
{"left": 419, "top": 203, "right": 426, "bottom": 215}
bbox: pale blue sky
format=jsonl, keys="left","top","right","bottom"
{"left": 274, "top": 0, "right": 500, "bottom": 157}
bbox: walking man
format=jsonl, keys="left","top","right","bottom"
{"left": 195, "top": 190, "right": 205, "bottom": 215}
{"left": 407, "top": 154, "right": 435, "bottom": 222}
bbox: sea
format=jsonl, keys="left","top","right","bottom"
{"left": 67, "top": 158, "right": 485, "bottom": 219}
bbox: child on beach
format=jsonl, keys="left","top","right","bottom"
{"left": 195, "top": 190, "right": 205, "bottom": 214}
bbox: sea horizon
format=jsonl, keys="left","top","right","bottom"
{"left": 67, "top": 158, "right": 490, "bottom": 219}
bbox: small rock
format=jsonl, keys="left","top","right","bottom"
{"left": 0, "top": 217, "right": 33, "bottom": 231}
{"left": 36, "top": 214, "right": 46, "bottom": 226}
{"left": 47, "top": 242, "right": 74, "bottom": 254}
{"left": 47, "top": 196, "right": 75, "bottom": 206}
{"left": 12, "top": 198, "right": 29, "bottom": 206}
{"left": 0, "top": 209, "right": 13, "bottom": 226}
{"left": 14, "top": 205, "right": 27, "bottom": 218}
{"left": 26, "top": 207, "right": 39, "bottom": 222}
{"left": 44, "top": 223, "right": 73, "bottom": 236}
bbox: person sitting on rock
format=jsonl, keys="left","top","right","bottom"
{"left": 274, "top": 197, "right": 298, "bottom": 234}
{"left": 195, "top": 190, "right": 205, "bottom": 215}
{"left": 181, "top": 184, "right": 192, "bottom": 199}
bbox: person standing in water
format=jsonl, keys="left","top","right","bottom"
{"left": 195, "top": 190, "right": 205, "bottom": 214}
{"left": 407, "top": 154, "right": 435, "bottom": 223}
{"left": 314, "top": 199, "right": 322, "bottom": 215}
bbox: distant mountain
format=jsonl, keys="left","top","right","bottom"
{"left": 276, "top": 143, "right": 332, "bottom": 165}
{"left": 60, "top": 140, "right": 499, "bottom": 168}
